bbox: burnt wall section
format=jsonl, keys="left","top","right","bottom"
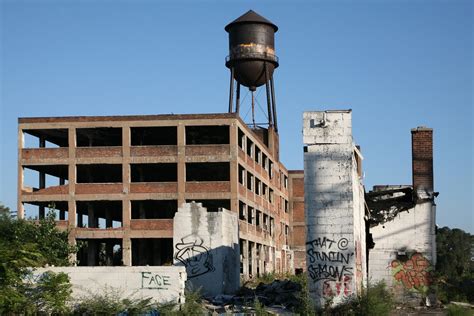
{"left": 303, "top": 111, "right": 367, "bottom": 307}
{"left": 173, "top": 202, "right": 239, "bottom": 296}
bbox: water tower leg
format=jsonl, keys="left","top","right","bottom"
{"left": 236, "top": 83, "right": 241, "bottom": 114}
{"left": 270, "top": 76, "right": 278, "bottom": 132}
{"left": 228, "top": 67, "right": 235, "bottom": 113}
{"left": 264, "top": 63, "right": 273, "bottom": 127}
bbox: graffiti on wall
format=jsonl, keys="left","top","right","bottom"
{"left": 306, "top": 236, "right": 354, "bottom": 297}
{"left": 175, "top": 237, "right": 215, "bottom": 279}
{"left": 391, "top": 252, "right": 432, "bottom": 292}
{"left": 141, "top": 272, "right": 171, "bottom": 290}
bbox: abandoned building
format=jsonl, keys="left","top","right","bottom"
{"left": 16, "top": 9, "right": 437, "bottom": 305}
{"left": 17, "top": 11, "right": 295, "bottom": 279}
{"left": 301, "top": 111, "right": 437, "bottom": 305}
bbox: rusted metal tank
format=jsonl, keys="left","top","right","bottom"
{"left": 225, "top": 10, "right": 279, "bottom": 91}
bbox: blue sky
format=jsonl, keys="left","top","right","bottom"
{"left": 1, "top": 0, "right": 472, "bottom": 232}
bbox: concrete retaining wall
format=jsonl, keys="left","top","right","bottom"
{"left": 33, "top": 266, "right": 186, "bottom": 304}
{"left": 173, "top": 202, "right": 240, "bottom": 296}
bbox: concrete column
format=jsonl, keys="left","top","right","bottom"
{"left": 67, "top": 127, "right": 77, "bottom": 264}
{"left": 139, "top": 202, "right": 146, "bottom": 219}
{"left": 242, "top": 239, "right": 249, "bottom": 276}
{"left": 87, "top": 240, "right": 97, "bottom": 266}
{"left": 138, "top": 239, "right": 148, "bottom": 265}
{"left": 105, "top": 208, "right": 113, "bottom": 228}
{"left": 39, "top": 137, "right": 46, "bottom": 219}
{"left": 17, "top": 128, "right": 25, "bottom": 218}
{"left": 250, "top": 241, "right": 257, "bottom": 276}
{"left": 122, "top": 125, "right": 132, "bottom": 266}
{"left": 105, "top": 240, "right": 114, "bottom": 266}
{"left": 152, "top": 239, "right": 160, "bottom": 265}
{"left": 177, "top": 123, "right": 185, "bottom": 206}
{"left": 77, "top": 212, "right": 83, "bottom": 227}
{"left": 88, "top": 204, "right": 96, "bottom": 228}
{"left": 229, "top": 122, "right": 239, "bottom": 213}
{"left": 68, "top": 127, "right": 76, "bottom": 226}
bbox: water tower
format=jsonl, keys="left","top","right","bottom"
{"left": 225, "top": 10, "right": 279, "bottom": 132}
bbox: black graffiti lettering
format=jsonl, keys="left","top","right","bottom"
{"left": 306, "top": 236, "right": 355, "bottom": 284}
{"left": 306, "top": 237, "right": 336, "bottom": 249}
{"left": 141, "top": 272, "right": 171, "bottom": 289}
{"left": 314, "top": 251, "right": 353, "bottom": 264}
{"left": 308, "top": 264, "right": 353, "bottom": 282}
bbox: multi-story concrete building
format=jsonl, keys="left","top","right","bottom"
{"left": 17, "top": 113, "right": 293, "bottom": 276}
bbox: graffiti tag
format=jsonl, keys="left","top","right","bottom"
{"left": 391, "top": 252, "right": 432, "bottom": 292}
{"left": 174, "top": 237, "right": 215, "bottom": 279}
{"left": 306, "top": 236, "right": 354, "bottom": 297}
{"left": 141, "top": 272, "right": 171, "bottom": 290}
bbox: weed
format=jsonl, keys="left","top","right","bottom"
{"left": 446, "top": 304, "right": 473, "bottom": 316}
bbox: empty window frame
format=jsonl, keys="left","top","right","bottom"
{"left": 76, "top": 164, "right": 122, "bottom": 183}
{"left": 269, "top": 161, "right": 274, "bottom": 179}
{"left": 131, "top": 163, "right": 177, "bottom": 182}
{"left": 23, "top": 129, "right": 69, "bottom": 148}
{"left": 262, "top": 154, "right": 268, "bottom": 171}
{"left": 76, "top": 239, "right": 122, "bottom": 266}
{"left": 270, "top": 217, "right": 275, "bottom": 236}
{"left": 185, "top": 125, "right": 229, "bottom": 145}
{"left": 131, "top": 200, "right": 178, "bottom": 219}
{"left": 132, "top": 238, "right": 173, "bottom": 266}
{"left": 269, "top": 189, "right": 274, "bottom": 203}
{"left": 238, "top": 165, "right": 245, "bottom": 185}
{"left": 186, "top": 199, "right": 231, "bottom": 212}
{"left": 262, "top": 183, "right": 268, "bottom": 199}
{"left": 247, "top": 171, "right": 253, "bottom": 191}
{"left": 239, "top": 201, "right": 246, "bottom": 221}
{"left": 255, "top": 146, "right": 261, "bottom": 164}
{"left": 23, "top": 164, "right": 68, "bottom": 190}
{"left": 76, "top": 128, "right": 122, "bottom": 147}
{"left": 22, "top": 201, "right": 68, "bottom": 220}
{"left": 284, "top": 200, "right": 289, "bottom": 213}
{"left": 131, "top": 126, "right": 177, "bottom": 146}
{"left": 263, "top": 213, "right": 269, "bottom": 231}
{"left": 246, "top": 139, "right": 254, "bottom": 158}
{"left": 255, "top": 210, "right": 261, "bottom": 227}
{"left": 255, "top": 178, "right": 261, "bottom": 195}
{"left": 76, "top": 201, "right": 123, "bottom": 228}
{"left": 247, "top": 206, "right": 254, "bottom": 224}
{"left": 238, "top": 128, "right": 245, "bottom": 150}
{"left": 186, "top": 162, "right": 230, "bottom": 181}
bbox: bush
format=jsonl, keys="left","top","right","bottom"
{"left": 30, "top": 271, "right": 72, "bottom": 314}
{"left": 73, "top": 287, "right": 155, "bottom": 315}
{"left": 321, "top": 281, "right": 394, "bottom": 316}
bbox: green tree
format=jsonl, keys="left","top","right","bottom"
{"left": 435, "top": 226, "right": 474, "bottom": 303}
{"left": 0, "top": 203, "right": 75, "bottom": 313}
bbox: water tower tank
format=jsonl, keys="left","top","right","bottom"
{"left": 225, "top": 10, "right": 279, "bottom": 91}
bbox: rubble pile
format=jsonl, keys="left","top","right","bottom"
{"left": 203, "top": 279, "right": 303, "bottom": 314}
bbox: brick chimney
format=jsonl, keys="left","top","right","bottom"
{"left": 411, "top": 127, "right": 433, "bottom": 192}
